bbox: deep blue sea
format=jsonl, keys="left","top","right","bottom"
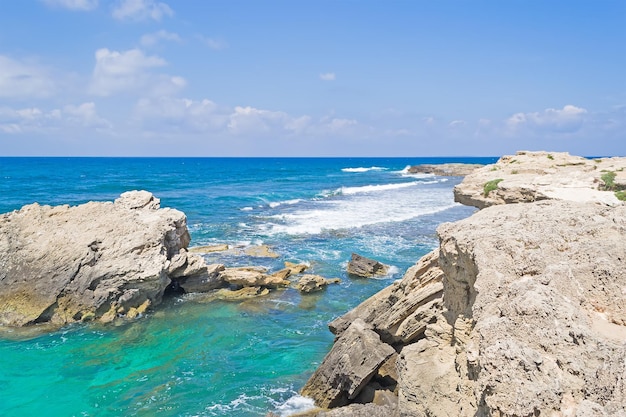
{"left": 0, "top": 157, "right": 495, "bottom": 417}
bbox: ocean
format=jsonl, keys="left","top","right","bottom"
{"left": 0, "top": 157, "right": 496, "bottom": 417}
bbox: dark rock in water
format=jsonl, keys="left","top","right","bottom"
{"left": 346, "top": 253, "right": 389, "bottom": 278}
{"left": 300, "top": 318, "right": 395, "bottom": 408}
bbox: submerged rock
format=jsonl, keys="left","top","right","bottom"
{"left": 0, "top": 191, "right": 217, "bottom": 327}
{"left": 346, "top": 253, "right": 389, "bottom": 278}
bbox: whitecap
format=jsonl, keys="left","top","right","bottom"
{"left": 337, "top": 181, "right": 420, "bottom": 195}
{"left": 240, "top": 206, "right": 254, "bottom": 211}
{"left": 269, "top": 199, "right": 302, "bottom": 208}
{"left": 341, "top": 166, "right": 387, "bottom": 173}
{"left": 262, "top": 191, "right": 458, "bottom": 236}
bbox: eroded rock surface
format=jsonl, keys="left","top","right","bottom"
{"left": 0, "top": 191, "right": 219, "bottom": 327}
{"left": 296, "top": 275, "right": 341, "bottom": 293}
{"left": 301, "top": 318, "right": 396, "bottom": 408}
{"left": 454, "top": 151, "right": 626, "bottom": 209}
{"left": 303, "top": 199, "right": 626, "bottom": 416}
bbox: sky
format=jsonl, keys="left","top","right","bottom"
{"left": 0, "top": 0, "right": 625, "bottom": 157}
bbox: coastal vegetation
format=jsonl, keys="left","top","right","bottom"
{"left": 483, "top": 178, "right": 503, "bottom": 196}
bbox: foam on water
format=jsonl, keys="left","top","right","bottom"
{"left": 260, "top": 185, "right": 458, "bottom": 236}
{"left": 272, "top": 395, "right": 316, "bottom": 416}
{"left": 268, "top": 199, "right": 303, "bottom": 208}
{"left": 338, "top": 181, "right": 421, "bottom": 195}
{"left": 341, "top": 166, "right": 387, "bottom": 173}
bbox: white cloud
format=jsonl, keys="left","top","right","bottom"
{"left": 140, "top": 30, "right": 181, "bottom": 47}
{"left": 227, "top": 106, "right": 293, "bottom": 134}
{"left": 507, "top": 105, "right": 587, "bottom": 133}
{"left": 112, "top": 0, "right": 173, "bottom": 21}
{"left": 0, "top": 55, "right": 55, "bottom": 98}
{"left": 133, "top": 99, "right": 316, "bottom": 136}
{"left": 319, "top": 72, "right": 336, "bottom": 81}
{"left": 134, "top": 97, "right": 227, "bottom": 131}
{"left": 198, "top": 36, "right": 228, "bottom": 51}
{"left": 89, "top": 48, "right": 185, "bottom": 96}
{"left": 0, "top": 102, "right": 110, "bottom": 133}
{"left": 449, "top": 120, "right": 465, "bottom": 128}
{"left": 42, "top": 0, "right": 98, "bottom": 11}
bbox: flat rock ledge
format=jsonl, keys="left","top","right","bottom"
{"left": 300, "top": 153, "right": 626, "bottom": 416}
{"left": 454, "top": 150, "right": 626, "bottom": 209}
{"left": 0, "top": 191, "right": 225, "bottom": 328}
{"left": 408, "top": 163, "right": 484, "bottom": 177}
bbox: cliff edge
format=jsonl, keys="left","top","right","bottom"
{"left": 299, "top": 153, "right": 626, "bottom": 417}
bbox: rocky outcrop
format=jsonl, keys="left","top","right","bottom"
{"left": 296, "top": 275, "right": 341, "bottom": 293}
{"left": 408, "top": 163, "right": 484, "bottom": 177}
{"left": 0, "top": 191, "right": 222, "bottom": 327}
{"left": 301, "top": 318, "right": 396, "bottom": 408}
{"left": 454, "top": 150, "right": 626, "bottom": 209}
{"left": 346, "top": 253, "right": 389, "bottom": 278}
{"left": 301, "top": 153, "right": 626, "bottom": 416}
{"left": 219, "top": 266, "right": 290, "bottom": 289}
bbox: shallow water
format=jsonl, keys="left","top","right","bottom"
{"left": 0, "top": 157, "right": 494, "bottom": 416}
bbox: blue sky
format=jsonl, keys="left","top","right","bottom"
{"left": 0, "top": 0, "right": 624, "bottom": 156}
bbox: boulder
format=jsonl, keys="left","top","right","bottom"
{"left": 346, "top": 253, "right": 389, "bottom": 278}
{"left": 295, "top": 275, "right": 341, "bottom": 293}
{"left": 301, "top": 318, "right": 396, "bottom": 408}
{"left": 0, "top": 191, "right": 213, "bottom": 327}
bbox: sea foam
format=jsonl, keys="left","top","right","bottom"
{"left": 260, "top": 185, "right": 458, "bottom": 235}
{"left": 341, "top": 166, "right": 387, "bottom": 173}
{"left": 273, "top": 395, "right": 316, "bottom": 416}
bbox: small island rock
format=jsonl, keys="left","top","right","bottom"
{"left": 346, "top": 253, "right": 389, "bottom": 278}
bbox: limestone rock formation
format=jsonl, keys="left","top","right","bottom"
{"left": 302, "top": 199, "right": 626, "bottom": 416}
{"left": 295, "top": 275, "right": 341, "bottom": 293}
{"left": 407, "top": 163, "right": 484, "bottom": 177}
{"left": 219, "top": 266, "right": 290, "bottom": 289}
{"left": 301, "top": 318, "right": 396, "bottom": 408}
{"left": 0, "top": 191, "right": 219, "bottom": 327}
{"left": 454, "top": 151, "right": 626, "bottom": 209}
{"left": 346, "top": 253, "right": 389, "bottom": 278}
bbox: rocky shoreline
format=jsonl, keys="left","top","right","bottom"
{"left": 1, "top": 152, "right": 625, "bottom": 416}
{"left": 0, "top": 190, "right": 339, "bottom": 329}
{"left": 292, "top": 151, "right": 626, "bottom": 417}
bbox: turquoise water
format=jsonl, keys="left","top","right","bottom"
{"left": 0, "top": 157, "right": 495, "bottom": 416}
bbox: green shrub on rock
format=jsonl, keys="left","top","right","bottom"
{"left": 483, "top": 179, "right": 503, "bottom": 197}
